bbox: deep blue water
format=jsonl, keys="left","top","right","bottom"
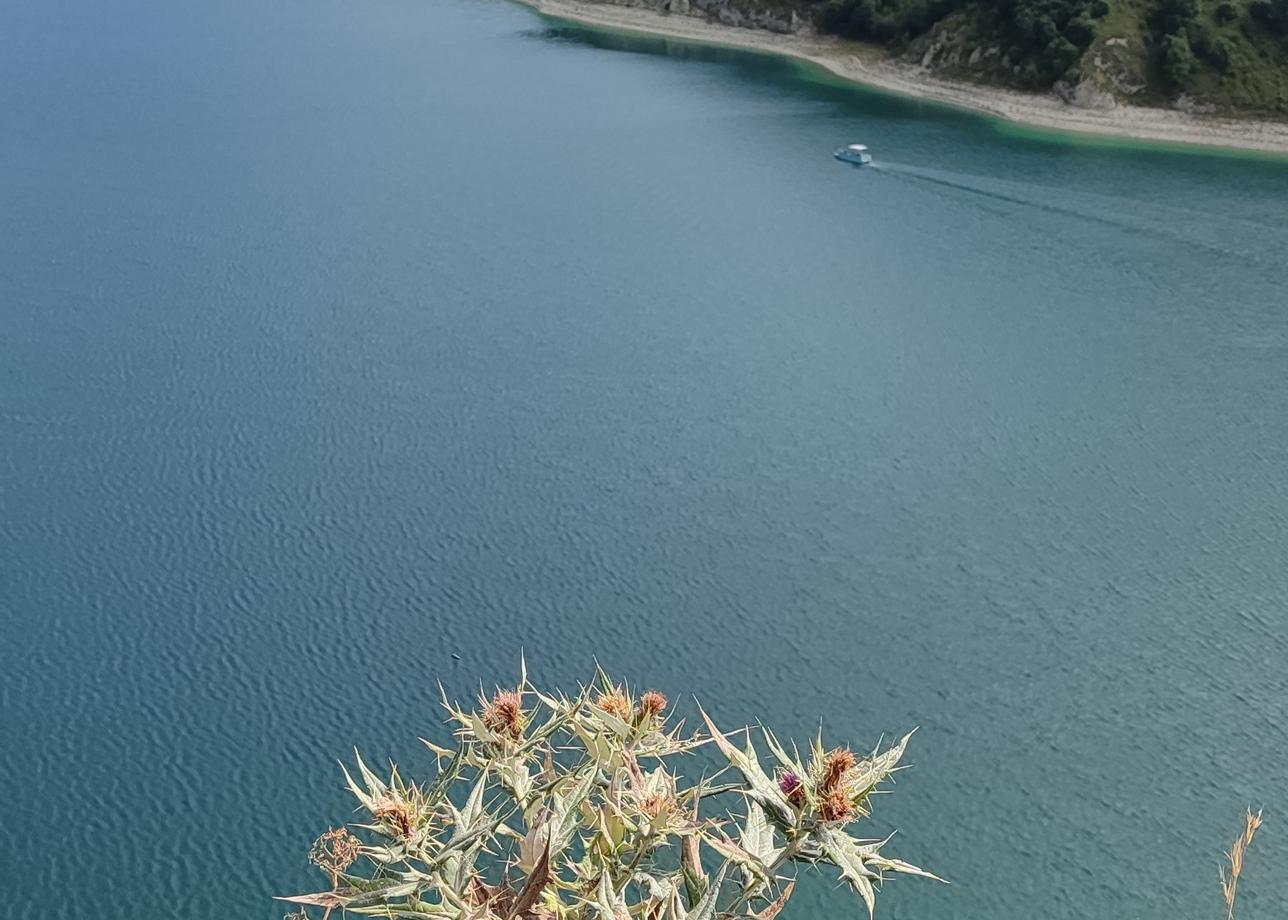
{"left": 3, "top": 0, "right": 1288, "bottom": 918}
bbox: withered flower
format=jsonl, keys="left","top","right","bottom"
{"left": 309, "top": 827, "right": 362, "bottom": 882}
{"left": 596, "top": 688, "right": 632, "bottom": 721}
{"left": 635, "top": 690, "right": 668, "bottom": 723}
{"left": 373, "top": 792, "right": 416, "bottom": 839}
{"left": 819, "top": 748, "right": 857, "bottom": 795}
{"left": 482, "top": 689, "right": 525, "bottom": 739}
{"left": 819, "top": 788, "right": 854, "bottom": 824}
{"left": 639, "top": 792, "right": 678, "bottom": 819}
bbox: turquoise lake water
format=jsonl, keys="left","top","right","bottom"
{"left": 3, "top": 0, "right": 1288, "bottom": 917}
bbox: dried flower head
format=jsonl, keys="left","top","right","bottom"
{"left": 636, "top": 690, "right": 668, "bottom": 722}
{"left": 1221, "top": 808, "right": 1264, "bottom": 920}
{"left": 373, "top": 792, "right": 415, "bottom": 839}
{"left": 640, "top": 792, "right": 678, "bottom": 819}
{"left": 819, "top": 788, "right": 854, "bottom": 824}
{"left": 309, "top": 827, "right": 362, "bottom": 880}
{"left": 482, "top": 689, "right": 525, "bottom": 739}
{"left": 778, "top": 769, "right": 806, "bottom": 807}
{"left": 596, "top": 687, "right": 632, "bottom": 721}
{"left": 820, "top": 748, "right": 857, "bottom": 795}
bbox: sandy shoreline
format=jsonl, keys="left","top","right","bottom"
{"left": 517, "top": 0, "right": 1288, "bottom": 155}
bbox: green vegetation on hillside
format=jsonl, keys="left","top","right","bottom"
{"left": 807, "top": 0, "right": 1288, "bottom": 111}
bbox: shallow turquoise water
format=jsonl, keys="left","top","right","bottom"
{"left": 3, "top": 0, "right": 1288, "bottom": 918}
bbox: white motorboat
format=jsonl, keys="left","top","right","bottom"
{"left": 834, "top": 143, "right": 872, "bottom": 166}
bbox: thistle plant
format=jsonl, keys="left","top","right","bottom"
{"left": 280, "top": 662, "right": 939, "bottom": 920}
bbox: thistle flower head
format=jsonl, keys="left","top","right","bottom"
{"left": 309, "top": 827, "right": 362, "bottom": 878}
{"left": 820, "top": 748, "right": 857, "bottom": 795}
{"left": 596, "top": 687, "right": 632, "bottom": 721}
{"left": 778, "top": 769, "right": 806, "bottom": 807}
{"left": 636, "top": 689, "right": 668, "bottom": 722}
{"left": 373, "top": 792, "right": 416, "bottom": 839}
{"left": 481, "top": 689, "right": 525, "bottom": 739}
{"left": 640, "top": 792, "right": 679, "bottom": 820}
{"left": 819, "top": 788, "right": 854, "bottom": 824}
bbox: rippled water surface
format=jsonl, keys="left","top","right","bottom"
{"left": 4, "top": 0, "right": 1288, "bottom": 917}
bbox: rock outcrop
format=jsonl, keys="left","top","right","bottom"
{"left": 578, "top": 0, "right": 805, "bottom": 34}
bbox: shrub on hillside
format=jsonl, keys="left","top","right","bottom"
{"left": 1063, "top": 13, "right": 1097, "bottom": 47}
{"left": 1157, "top": 0, "right": 1202, "bottom": 32}
{"left": 1162, "top": 30, "right": 1200, "bottom": 86}
{"left": 1249, "top": 0, "right": 1288, "bottom": 31}
{"left": 818, "top": 0, "right": 967, "bottom": 42}
{"left": 1010, "top": 0, "right": 1102, "bottom": 77}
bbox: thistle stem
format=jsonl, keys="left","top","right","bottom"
{"left": 723, "top": 839, "right": 802, "bottom": 916}
{"left": 617, "top": 839, "right": 652, "bottom": 899}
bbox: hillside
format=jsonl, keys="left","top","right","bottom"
{"left": 855, "top": 0, "right": 1288, "bottom": 113}
{"left": 589, "top": 0, "right": 1288, "bottom": 113}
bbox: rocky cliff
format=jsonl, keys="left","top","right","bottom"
{"left": 574, "top": 0, "right": 809, "bottom": 34}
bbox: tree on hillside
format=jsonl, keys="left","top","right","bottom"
{"left": 1162, "top": 31, "right": 1199, "bottom": 87}
{"left": 1249, "top": 0, "right": 1288, "bottom": 33}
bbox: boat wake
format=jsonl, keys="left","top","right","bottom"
{"left": 866, "top": 162, "right": 1279, "bottom": 266}
{"left": 875, "top": 163, "right": 1148, "bottom": 231}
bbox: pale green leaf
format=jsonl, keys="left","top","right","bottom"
{"left": 762, "top": 728, "right": 805, "bottom": 778}
{"left": 467, "top": 711, "right": 501, "bottom": 746}
{"left": 741, "top": 800, "right": 776, "bottom": 863}
{"left": 698, "top": 708, "right": 792, "bottom": 825}
{"left": 348, "top": 908, "right": 451, "bottom": 919}
{"left": 594, "top": 870, "right": 628, "bottom": 920}
{"left": 345, "top": 881, "right": 421, "bottom": 908}
{"left": 353, "top": 748, "right": 388, "bottom": 798}
{"left": 816, "top": 825, "right": 878, "bottom": 918}
{"left": 340, "top": 760, "right": 376, "bottom": 811}
{"left": 864, "top": 853, "right": 945, "bottom": 883}
{"left": 688, "top": 861, "right": 727, "bottom": 920}
{"left": 554, "top": 766, "right": 599, "bottom": 852}
{"left": 458, "top": 770, "right": 489, "bottom": 836}
{"left": 422, "top": 743, "right": 466, "bottom": 806}
{"left": 851, "top": 732, "right": 915, "bottom": 798}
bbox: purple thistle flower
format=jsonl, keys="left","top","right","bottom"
{"left": 779, "top": 770, "right": 806, "bottom": 806}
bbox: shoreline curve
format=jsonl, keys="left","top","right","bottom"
{"left": 516, "top": 0, "right": 1288, "bottom": 157}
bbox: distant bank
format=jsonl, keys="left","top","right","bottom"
{"left": 516, "top": 0, "right": 1288, "bottom": 155}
